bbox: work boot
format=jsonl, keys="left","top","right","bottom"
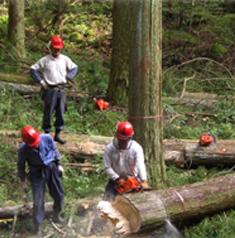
{"left": 34, "top": 224, "right": 42, "bottom": 238}
{"left": 53, "top": 212, "right": 66, "bottom": 225}
{"left": 54, "top": 129, "right": 66, "bottom": 144}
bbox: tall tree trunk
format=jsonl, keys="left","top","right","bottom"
{"left": 107, "top": 0, "right": 130, "bottom": 106}
{"left": 129, "top": 0, "right": 166, "bottom": 189}
{"left": 8, "top": 0, "right": 25, "bottom": 58}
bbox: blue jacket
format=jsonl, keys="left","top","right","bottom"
{"left": 17, "top": 134, "right": 62, "bottom": 181}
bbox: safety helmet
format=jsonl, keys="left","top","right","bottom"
{"left": 21, "top": 126, "right": 41, "bottom": 147}
{"left": 50, "top": 36, "right": 63, "bottom": 49}
{"left": 116, "top": 121, "right": 134, "bottom": 140}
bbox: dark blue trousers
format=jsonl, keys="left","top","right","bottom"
{"left": 42, "top": 88, "right": 66, "bottom": 133}
{"left": 29, "top": 162, "right": 64, "bottom": 225}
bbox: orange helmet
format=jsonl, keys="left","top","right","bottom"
{"left": 22, "top": 126, "right": 41, "bottom": 147}
{"left": 116, "top": 121, "right": 134, "bottom": 140}
{"left": 50, "top": 36, "right": 63, "bottom": 49}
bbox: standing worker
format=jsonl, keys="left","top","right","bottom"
{"left": 103, "top": 121, "right": 149, "bottom": 201}
{"left": 30, "top": 36, "right": 78, "bottom": 144}
{"left": 17, "top": 126, "right": 65, "bottom": 238}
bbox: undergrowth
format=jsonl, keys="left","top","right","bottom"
{"left": 2, "top": 1, "right": 235, "bottom": 237}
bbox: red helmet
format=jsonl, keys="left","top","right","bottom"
{"left": 116, "top": 121, "right": 134, "bottom": 140}
{"left": 21, "top": 126, "right": 41, "bottom": 147}
{"left": 50, "top": 36, "right": 63, "bottom": 49}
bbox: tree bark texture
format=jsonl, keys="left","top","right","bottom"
{"left": 0, "top": 202, "right": 53, "bottom": 219}
{"left": 97, "top": 173, "right": 235, "bottom": 236}
{"left": 128, "top": 0, "right": 166, "bottom": 189}
{"left": 107, "top": 0, "right": 131, "bottom": 106}
{"left": 0, "top": 74, "right": 220, "bottom": 110}
{"left": 2, "top": 130, "right": 235, "bottom": 169}
{"left": 185, "top": 141, "right": 235, "bottom": 168}
{"left": 8, "top": 0, "right": 25, "bottom": 58}
{"left": 0, "top": 81, "right": 40, "bottom": 95}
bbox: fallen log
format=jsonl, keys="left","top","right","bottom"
{"left": 64, "top": 162, "right": 98, "bottom": 171}
{"left": 97, "top": 173, "right": 235, "bottom": 236}
{"left": 0, "top": 197, "right": 109, "bottom": 237}
{"left": 0, "top": 202, "right": 53, "bottom": 219}
{"left": 185, "top": 141, "right": 235, "bottom": 168}
{"left": 0, "top": 75, "right": 221, "bottom": 109}
{"left": 0, "top": 82, "right": 40, "bottom": 95}
{"left": 166, "top": 92, "right": 219, "bottom": 109}
{"left": 2, "top": 130, "right": 235, "bottom": 169}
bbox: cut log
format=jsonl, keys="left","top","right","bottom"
{"left": 0, "top": 81, "right": 40, "bottom": 95}
{"left": 0, "top": 75, "right": 221, "bottom": 109}
{"left": 2, "top": 130, "right": 235, "bottom": 169}
{"left": 185, "top": 141, "right": 235, "bottom": 168}
{"left": 166, "top": 92, "right": 219, "bottom": 109}
{"left": 0, "top": 202, "right": 53, "bottom": 219}
{"left": 97, "top": 173, "right": 235, "bottom": 236}
{"left": 63, "top": 162, "right": 98, "bottom": 171}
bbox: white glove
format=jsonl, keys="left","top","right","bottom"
{"left": 40, "top": 80, "right": 49, "bottom": 90}
{"left": 58, "top": 165, "right": 64, "bottom": 177}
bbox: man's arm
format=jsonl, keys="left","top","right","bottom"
{"left": 103, "top": 147, "right": 119, "bottom": 181}
{"left": 17, "top": 149, "right": 27, "bottom": 182}
{"left": 51, "top": 138, "right": 62, "bottom": 164}
{"left": 66, "top": 67, "right": 78, "bottom": 81}
{"left": 30, "top": 68, "right": 43, "bottom": 83}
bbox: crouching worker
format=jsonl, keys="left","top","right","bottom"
{"left": 103, "top": 121, "right": 149, "bottom": 201}
{"left": 17, "top": 126, "right": 65, "bottom": 238}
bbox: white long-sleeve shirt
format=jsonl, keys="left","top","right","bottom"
{"left": 30, "top": 54, "right": 77, "bottom": 85}
{"left": 103, "top": 140, "right": 147, "bottom": 182}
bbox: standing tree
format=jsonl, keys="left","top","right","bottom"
{"left": 8, "top": 0, "right": 25, "bottom": 58}
{"left": 107, "top": 0, "right": 131, "bottom": 106}
{"left": 128, "top": 0, "right": 166, "bottom": 189}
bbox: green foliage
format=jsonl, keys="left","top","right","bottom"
{"left": 2, "top": 1, "right": 235, "bottom": 237}
{"left": 210, "top": 42, "right": 228, "bottom": 59}
{"left": 184, "top": 210, "right": 235, "bottom": 238}
{"left": 0, "top": 13, "right": 8, "bottom": 35}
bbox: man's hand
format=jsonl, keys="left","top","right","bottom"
{"left": 116, "top": 178, "right": 125, "bottom": 188}
{"left": 21, "top": 181, "right": 28, "bottom": 194}
{"left": 40, "top": 80, "right": 49, "bottom": 90}
{"left": 58, "top": 165, "right": 64, "bottom": 177}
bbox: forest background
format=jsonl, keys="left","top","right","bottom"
{"left": 1, "top": 0, "right": 235, "bottom": 237}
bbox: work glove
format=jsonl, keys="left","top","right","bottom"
{"left": 40, "top": 80, "right": 49, "bottom": 90}
{"left": 115, "top": 178, "right": 125, "bottom": 188}
{"left": 58, "top": 165, "right": 64, "bottom": 177}
{"left": 140, "top": 181, "right": 149, "bottom": 188}
{"left": 21, "top": 181, "right": 28, "bottom": 194}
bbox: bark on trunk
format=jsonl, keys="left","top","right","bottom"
{"left": 128, "top": 0, "right": 166, "bottom": 190}
{"left": 0, "top": 81, "right": 40, "bottom": 95}
{"left": 0, "top": 202, "right": 53, "bottom": 219}
{"left": 166, "top": 92, "right": 218, "bottom": 109}
{"left": 185, "top": 141, "right": 235, "bottom": 168}
{"left": 1, "top": 130, "right": 235, "bottom": 169}
{"left": 0, "top": 76, "right": 220, "bottom": 110}
{"left": 97, "top": 173, "right": 235, "bottom": 236}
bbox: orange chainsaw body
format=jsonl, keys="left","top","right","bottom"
{"left": 95, "top": 98, "right": 109, "bottom": 110}
{"left": 200, "top": 133, "right": 214, "bottom": 146}
{"left": 115, "top": 177, "right": 140, "bottom": 194}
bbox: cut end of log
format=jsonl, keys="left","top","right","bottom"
{"left": 97, "top": 195, "right": 141, "bottom": 236}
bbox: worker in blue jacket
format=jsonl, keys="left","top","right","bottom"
{"left": 17, "top": 125, "right": 65, "bottom": 238}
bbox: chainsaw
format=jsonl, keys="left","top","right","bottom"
{"left": 115, "top": 177, "right": 152, "bottom": 195}
{"left": 199, "top": 131, "right": 217, "bottom": 146}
